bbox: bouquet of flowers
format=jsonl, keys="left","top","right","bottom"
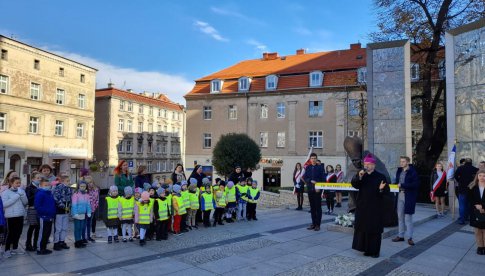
{"left": 334, "top": 213, "right": 355, "bottom": 227}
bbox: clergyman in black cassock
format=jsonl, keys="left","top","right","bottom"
{"left": 351, "top": 154, "right": 389, "bottom": 258}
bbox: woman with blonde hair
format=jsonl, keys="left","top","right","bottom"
{"left": 468, "top": 169, "right": 485, "bottom": 255}
{"left": 430, "top": 162, "right": 448, "bottom": 217}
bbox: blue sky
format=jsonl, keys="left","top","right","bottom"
{"left": 0, "top": 0, "right": 377, "bottom": 104}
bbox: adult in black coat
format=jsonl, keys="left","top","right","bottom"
{"left": 228, "top": 166, "right": 244, "bottom": 184}
{"left": 455, "top": 158, "right": 479, "bottom": 224}
{"left": 468, "top": 169, "right": 485, "bottom": 255}
{"left": 171, "top": 164, "right": 187, "bottom": 185}
{"left": 188, "top": 165, "right": 206, "bottom": 188}
{"left": 351, "top": 153, "right": 389, "bottom": 258}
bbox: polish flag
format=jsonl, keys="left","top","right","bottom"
{"left": 293, "top": 147, "right": 313, "bottom": 194}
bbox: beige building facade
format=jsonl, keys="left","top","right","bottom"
{"left": 94, "top": 86, "right": 185, "bottom": 182}
{"left": 185, "top": 44, "right": 367, "bottom": 188}
{"left": 0, "top": 35, "right": 97, "bottom": 183}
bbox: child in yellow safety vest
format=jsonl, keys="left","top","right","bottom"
{"left": 171, "top": 184, "right": 185, "bottom": 235}
{"left": 134, "top": 191, "right": 153, "bottom": 246}
{"left": 201, "top": 183, "right": 215, "bottom": 227}
{"left": 147, "top": 187, "right": 157, "bottom": 240}
{"left": 180, "top": 180, "right": 190, "bottom": 232}
{"left": 236, "top": 178, "right": 249, "bottom": 221}
{"left": 225, "top": 181, "right": 237, "bottom": 223}
{"left": 164, "top": 184, "right": 173, "bottom": 233}
{"left": 119, "top": 186, "right": 135, "bottom": 242}
{"left": 153, "top": 188, "right": 170, "bottom": 240}
{"left": 104, "top": 186, "right": 120, "bottom": 244}
{"left": 246, "top": 180, "right": 260, "bottom": 221}
{"left": 133, "top": 187, "right": 142, "bottom": 239}
{"left": 188, "top": 179, "right": 199, "bottom": 229}
{"left": 214, "top": 181, "right": 227, "bottom": 226}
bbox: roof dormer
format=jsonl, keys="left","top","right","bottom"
{"left": 265, "top": 75, "right": 278, "bottom": 90}
{"left": 238, "top": 77, "right": 251, "bottom": 92}
{"left": 210, "top": 79, "right": 223, "bottom": 93}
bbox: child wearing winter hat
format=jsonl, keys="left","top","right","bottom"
{"left": 214, "top": 182, "right": 227, "bottom": 226}
{"left": 171, "top": 184, "right": 185, "bottom": 235}
{"left": 164, "top": 184, "right": 174, "bottom": 233}
{"left": 154, "top": 187, "right": 170, "bottom": 240}
{"left": 119, "top": 187, "right": 135, "bottom": 242}
{"left": 71, "top": 182, "right": 91, "bottom": 248}
{"left": 105, "top": 186, "right": 120, "bottom": 244}
{"left": 247, "top": 180, "right": 260, "bottom": 221}
{"left": 225, "top": 181, "right": 237, "bottom": 223}
{"left": 188, "top": 178, "right": 199, "bottom": 229}
{"left": 134, "top": 191, "right": 153, "bottom": 246}
{"left": 147, "top": 187, "right": 157, "bottom": 240}
{"left": 180, "top": 180, "right": 190, "bottom": 232}
{"left": 133, "top": 187, "right": 142, "bottom": 239}
{"left": 200, "top": 183, "right": 215, "bottom": 227}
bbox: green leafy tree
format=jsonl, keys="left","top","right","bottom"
{"left": 371, "top": 0, "right": 484, "bottom": 174}
{"left": 212, "top": 133, "right": 262, "bottom": 179}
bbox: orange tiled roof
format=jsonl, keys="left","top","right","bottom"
{"left": 96, "top": 87, "right": 183, "bottom": 111}
{"left": 187, "top": 44, "right": 366, "bottom": 96}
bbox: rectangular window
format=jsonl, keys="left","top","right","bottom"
{"left": 310, "top": 71, "right": 323, "bottom": 87}
{"left": 34, "top": 59, "right": 40, "bottom": 70}
{"left": 148, "top": 123, "right": 153, "bottom": 133}
{"left": 0, "top": 113, "right": 6, "bottom": 131}
{"left": 1, "top": 49, "right": 7, "bottom": 60}
{"left": 163, "top": 109, "right": 167, "bottom": 118}
{"left": 308, "top": 131, "right": 323, "bottom": 148}
{"left": 157, "top": 161, "right": 161, "bottom": 172}
{"left": 120, "top": 100, "right": 125, "bottom": 111}
{"left": 29, "top": 116, "right": 39, "bottom": 134}
{"left": 228, "top": 105, "right": 237, "bottom": 120}
{"left": 118, "top": 140, "right": 124, "bottom": 152}
{"left": 158, "top": 108, "right": 162, "bottom": 117}
{"left": 260, "top": 132, "right": 268, "bottom": 148}
{"left": 239, "top": 77, "right": 249, "bottom": 91}
{"left": 127, "top": 120, "right": 133, "bottom": 132}
{"left": 203, "top": 106, "right": 212, "bottom": 120}
{"left": 118, "top": 119, "right": 124, "bottom": 131}
{"left": 55, "top": 120, "right": 64, "bottom": 136}
{"left": 203, "top": 133, "right": 212, "bottom": 149}
{"left": 260, "top": 104, "right": 268, "bottom": 119}
{"left": 59, "top": 67, "right": 64, "bottom": 77}
{"left": 276, "top": 102, "right": 285, "bottom": 118}
{"left": 156, "top": 142, "right": 162, "bottom": 153}
{"left": 0, "top": 75, "right": 9, "bottom": 94}
{"left": 277, "top": 132, "right": 285, "bottom": 148}
{"left": 30, "top": 83, "right": 41, "bottom": 100}
{"left": 126, "top": 140, "right": 133, "bottom": 152}
{"left": 162, "top": 160, "right": 167, "bottom": 172}
{"left": 127, "top": 102, "right": 133, "bottom": 112}
{"left": 162, "top": 142, "right": 167, "bottom": 153}
{"left": 76, "top": 123, "right": 84, "bottom": 138}
{"left": 309, "top": 101, "right": 324, "bottom": 117}
{"left": 149, "top": 106, "right": 153, "bottom": 116}
{"left": 139, "top": 104, "right": 144, "bottom": 114}
{"left": 172, "top": 111, "right": 175, "bottom": 119}
{"left": 78, "top": 94, "right": 86, "bottom": 109}
{"left": 348, "top": 99, "right": 359, "bottom": 116}
{"left": 357, "top": 67, "right": 367, "bottom": 83}
{"left": 163, "top": 125, "right": 167, "bottom": 132}
{"left": 80, "top": 74, "right": 85, "bottom": 83}
{"left": 266, "top": 75, "right": 277, "bottom": 90}
{"left": 211, "top": 80, "right": 221, "bottom": 93}
{"left": 137, "top": 141, "right": 143, "bottom": 153}
{"left": 157, "top": 124, "right": 161, "bottom": 132}
{"left": 138, "top": 122, "right": 143, "bottom": 132}
{"left": 148, "top": 141, "right": 153, "bottom": 153}
{"left": 411, "top": 63, "right": 420, "bottom": 81}
{"left": 147, "top": 161, "right": 152, "bottom": 172}
{"left": 56, "top": 89, "right": 65, "bottom": 105}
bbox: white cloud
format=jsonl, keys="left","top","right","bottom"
{"left": 246, "top": 39, "right": 268, "bottom": 53}
{"left": 210, "top": 6, "right": 266, "bottom": 26}
{"left": 194, "top": 20, "right": 228, "bottom": 42}
{"left": 52, "top": 50, "right": 193, "bottom": 105}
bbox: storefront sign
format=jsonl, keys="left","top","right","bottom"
{"left": 48, "top": 148, "right": 88, "bottom": 158}
{"left": 260, "top": 158, "right": 283, "bottom": 166}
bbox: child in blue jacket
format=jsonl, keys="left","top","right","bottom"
{"left": 34, "top": 178, "right": 56, "bottom": 255}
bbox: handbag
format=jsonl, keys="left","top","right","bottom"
{"left": 474, "top": 209, "right": 485, "bottom": 222}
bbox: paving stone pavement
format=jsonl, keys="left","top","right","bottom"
{"left": 0, "top": 205, "right": 484, "bottom": 276}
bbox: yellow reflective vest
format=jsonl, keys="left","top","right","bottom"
{"left": 173, "top": 195, "right": 186, "bottom": 215}
{"left": 201, "top": 192, "right": 214, "bottom": 211}
{"left": 156, "top": 198, "right": 169, "bottom": 221}
{"left": 136, "top": 201, "right": 152, "bottom": 224}
{"left": 226, "top": 186, "right": 236, "bottom": 203}
{"left": 247, "top": 187, "right": 260, "bottom": 203}
{"left": 181, "top": 190, "right": 190, "bottom": 209}
{"left": 119, "top": 197, "right": 135, "bottom": 219}
{"left": 106, "top": 196, "right": 120, "bottom": 219}
{"left": 216, "top": 192, "right": 227, "bottom": 208}
{"left": 237, "top": 185, "right": 249, "bottom": 201}
{"left": 189, "top": 191, "right": 200, "bottom": 210}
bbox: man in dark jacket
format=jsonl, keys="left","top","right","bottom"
{"left": 455, "top": 158, "right": 478, "bottom": 224}
{"left": 303, "top": 153, "right": 325, "bottom": 231}
{"left": 392, "top": 156, "right": 420, "bottom": 246}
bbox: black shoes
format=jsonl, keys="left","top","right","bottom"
{"left": 364, "top": 252, "right": 379, "bottom": 258}
{"left": 74, "top": 241, "right": 86, "bottom": 248}
{"left": 477, "top": 247, "right": 485, "bottom": 255}
{"left": 37, "top": 249, "right": 52, "bottom": 255}
{"left": 108, "top": 236, "right": 113, "bottom": 244}
{"left": 60, "top": 241, "right": 70, "bottom": 249}
{"left": 113, "top": 235, "right": 120, "bottom": 243}
{"left": 25, "top": 245, "right": 36, "bottom": 252}
{"left": 307, "top": 224, "right": 316, "bottom": 230}
{"left": 53, "top": 242, "right": 62, "bottom": 251}
{"left": 392, "top": 237, "right": 405, "bottom": 242}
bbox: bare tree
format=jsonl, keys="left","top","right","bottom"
{"left": 370, "top": 0, "right": 485, "bottom": 174}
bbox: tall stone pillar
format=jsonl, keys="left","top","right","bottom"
{"left": 287, "top": 101, "right": 298, "bottom": 155}
{"left": 367, "top": 40, "right": 412, "bottom": 181}
{"left": 446, "top": 18, "right": 485, "bottom": 163}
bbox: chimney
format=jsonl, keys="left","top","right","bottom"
{"left": 296, "top": 49, "right": 305, "bottom": 55}
{"left": 350, "top": 43, "right": 361, "bottom": 50}
{"left": 262, "top": 52, "right": 279, "bottom": 60}
{"left": 108, "top": 82, "right": 115, "bottom": 88}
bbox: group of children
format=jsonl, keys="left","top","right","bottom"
{"left": 105, "top": 177, "right": 261, "bottom": 246}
